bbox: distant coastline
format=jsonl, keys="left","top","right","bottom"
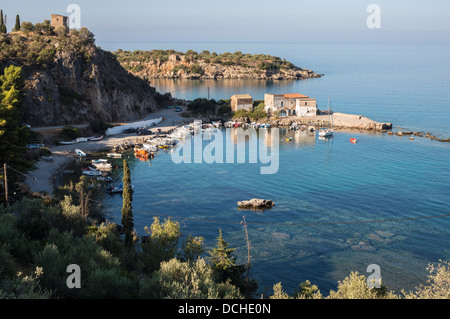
{"left": 113, "top": 49, "right": 323, "bottom": 80}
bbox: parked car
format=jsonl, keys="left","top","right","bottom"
{"left": 163, "top": 105, "right": 174, "bottom": 109}
{"left": 175, "top": 106, "right": 182, "bottom": 112}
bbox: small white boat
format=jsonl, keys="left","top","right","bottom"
{"left": 107, "top": 153, "right": 122, "bottom": 158}
{"left": 319, "top": 128, "right": 333, "bottom": 137}
{"left": 76, "top": 137, "right": 88, "bottom": 143}
{"left": 142, "top": 143, "right": 158, "bottom": 152}
{"left": 92, "top": 163, "right": 112, "bottom": 170}
{"left": 319, "top": 97, "right": 335, "bottom": 138}
{"left": 59, "top": 140, "right": 76, "bottom": 145}
{"left": 82, "top": 169, "right": 102, "bottom": 176}
{"left": 92, "top": 159, "right": 109, "bottom": 164}
{"left": 88, "top": 136, "right": 104, "bottom": 141}
{"left": 107, "top": 184, "right": 134, "bottom": 193}
{"left": 41, "top": 156, "right": 53, "bottom": 162}
{"left": 75, "top": 149, "right": 86, "bottom": 157}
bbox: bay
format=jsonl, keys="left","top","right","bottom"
{"left": 98, "top": 41, "right": 450, "bottom": 295}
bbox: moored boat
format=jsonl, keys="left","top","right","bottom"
{"left": 107, "top": 153, "right": 122, "bottom": 158}
{"left": 75, "top": 149, "right": 86, "bottom": 157}
{"left": 319, "top": 128, "right": 333, "bottom": 137}
{"left": 82, "top": 169, "right": 102, "bottom": 176}
{"left": 134, "top": 148, "right": 150, "bottom": 157}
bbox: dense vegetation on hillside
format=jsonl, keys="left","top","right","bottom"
{"left": 114, "top": 49, "right": 299, "bottom": 72}
{"left": 0, "top": 20, "right": 95, "bottom": 66}
{"left": 2, "top": 179, "right": 450, "bottom": 299}
{"left": 0, "top": 19, "right": 164, "bottom": 126}
{"left": 112, "top": 49, "right": 322, "bottom": 80}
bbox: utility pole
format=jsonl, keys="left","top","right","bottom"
{"left": 3, "top": 163, "right": 8, "bottom": 204}
{"left": 241, "top": 216, "right": 251, "bottom": 294}
{"left": 207, "top": 87, "right": 210, "bottom": 100}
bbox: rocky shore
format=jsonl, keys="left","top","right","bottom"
{"left": 233, "top": 112, "right": 393, "bottom": 131}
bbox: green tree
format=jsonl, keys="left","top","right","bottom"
{"left": 139, "top": 258, "right": 242, "bottom": 299}
{"left": 0, "top": 65, "right": 31, "bottom": 170}
{"left": 179, "top": 234, "right": 205, "bottom": 262}
{"left": 326, "top": 271, "right": 396, "bottom": 299}
{"left": 0, "top": 10, "right": 6, "bottom": 34}
{"left": 141, "top": 217, "right": 181, "bottom": 272}
{"left": 13, "top": 15, "right": 20, "bottom": 32}
{"left": 403, "top": 260, "right": 450, "bottom": 299}
{"left": 121, "top": 159, "right": 134, "bottom": 247}
{"left": 208, "top": 228, "right": 257, "bottom": 296}
{"left": 20, "top": 21, "right": 34, "bottom": 33}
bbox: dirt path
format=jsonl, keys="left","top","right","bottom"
{"left": 26, "top": 109, "right": 193, "bottom": 195}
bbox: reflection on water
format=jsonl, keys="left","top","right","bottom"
{"left": 151, "top": 78, "right": 317, "bottom": 101}
{"left": 101, "top": 128, "right": 450, "bottom": 296}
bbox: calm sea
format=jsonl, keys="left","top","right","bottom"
{"left": 99, "top": 42, "right": 450, "bottom": 295}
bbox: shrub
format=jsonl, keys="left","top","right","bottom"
{"left": 139, "top": 258, "right": 243, "bottom": 299}
{"left": 188, "top": 64, "right": 204, "bottom": 75}
{"left": 59, "top": 126, "right": 80, "bottom": 140}
{"left": 88, "top": 119, "right": 112, "bottom": 134}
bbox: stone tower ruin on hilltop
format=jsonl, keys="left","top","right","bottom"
{"left": 51, "top": 14, "right": 69, "bottom": 29}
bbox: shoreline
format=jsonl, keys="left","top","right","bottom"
{"left": 24, "top": 108, "right": 447, "bottom": 196}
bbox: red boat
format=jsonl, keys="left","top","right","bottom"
{"left": 350, "top": 138, "right": 358, "bottom": 144}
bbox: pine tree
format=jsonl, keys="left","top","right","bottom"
{"left": 208, "top": 228, "right": 258, "bottom": 297}
{"left": 0, "top": 65, "right": 31, "bottom": 170}
{"left": 121, "top": 159, "right": 134, "bottom": 246}
{"left": 0, "top": 10, "right": 6, "bottom": 34}
{"left": 13, "top": 15, "right": 20, "bottom": 32}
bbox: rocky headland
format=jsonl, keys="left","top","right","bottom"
{"left": 0, "top": 29, "right": 160, "bottom": 127}
{"left": 113, "top": 49, "right": 323, "bottom": 80}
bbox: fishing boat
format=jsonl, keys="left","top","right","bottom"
{"left": 350, "top": 138, "right": 358, "bottom": 144}
{"left": 319, "top": 97, "right": 334, "bottom": 138}
{"left": 142, "top": 143, "right": 158, "bottom": 152}
{"left": 106, "top": 184, "right": 134, "bottom": 193}
{"left": 75, "top": 149, "right": 86, "bottom": 157}
{"left": 92, "top": 159, "right": 109, "bottom": 164}
{"left": 107, "top": 153, "right": 122, "bottom": 158}
{"left": 134, "top": 148, "right": 150, "bottom": 157}
{"left": 91, "top": 162, "right": 112, "bottom": 170}
{"left": 59, "top": 140, "right": 76, "bottom": 145}
{"left": 82, "top": 169, "right": 102, "bottom": 176}
{"left": 88, "top": 136, "right": 104, "bottom": 141}
{"left": 319, "top": 128, "right": 333, "bottom": 137}
{"left": 76, "top": 137, "right": 89, "bottom": 143}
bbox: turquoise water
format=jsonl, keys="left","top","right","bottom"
{"left": 99, "top": 42, "right": 450, "bottom": 295}
{"left": 102, "top": 128, "right": 450, "bottom": 295}
{"left": 101, "top": 42, "right": 450, "bottom": 137}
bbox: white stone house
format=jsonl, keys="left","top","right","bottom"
{"left": 264, "top": 93, "right": 317, "bottom": 117}
{"left": 295, "top": 98, "right": 317, "bottom": 117}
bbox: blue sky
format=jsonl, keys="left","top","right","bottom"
{"left": 3, "top": 0, "right": 450, "bottom": 45}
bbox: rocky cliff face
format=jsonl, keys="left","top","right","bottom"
{"left": 115, "top": 51, "right": 323, "bottom": 80}
{"left": 1, "top": 32, "right": 159, "bottom": 126}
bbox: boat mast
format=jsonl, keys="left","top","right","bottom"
{"left": 328, "top": 96, "right": 333, "bottom": 129}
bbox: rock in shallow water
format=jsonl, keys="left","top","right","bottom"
{"left": 237, "top": 198, "right": 275, "bottom": 209}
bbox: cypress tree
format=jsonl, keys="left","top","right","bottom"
{"left": 0, "top": 10, "right": 6, "bottom": 34}
{"left": 121, "top": 159, "right": 134, "bottom": 246}
{"left": 14, "top": 15, "right": 20, "bottom": 32}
